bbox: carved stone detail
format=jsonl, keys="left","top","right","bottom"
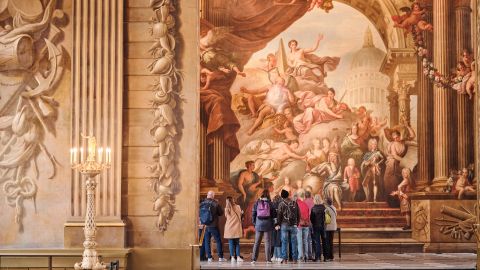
{"left": 0, "top": 0, "right": 65, "bottom": 231}
{"left": 147, "top": 0, "right": 182, "bottom": 232}
{"left": 434, "top": 204, "right": 476, "bottom": 240}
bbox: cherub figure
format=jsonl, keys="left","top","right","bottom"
{"left": 456, "top": 168, "right": 476, "bottom": 200}
{"left": 199, "top": 27, "right": 246, "bottom": 89}
{"left": 274, "top": 119, "right": 298, "bottom": 142}
{"left": 392, "top": 3, "right": 433, "bottom": 36}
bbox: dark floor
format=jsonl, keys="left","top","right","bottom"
{"left": 200, "top": 253, "right": 477, "bottom": 269}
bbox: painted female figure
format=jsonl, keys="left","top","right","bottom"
{"left": 287, "top": 34, "right": 340, "bottom": 85}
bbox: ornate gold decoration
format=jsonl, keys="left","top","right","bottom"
{"left": 147, "top": 0, "right": 182, "bottom": 232}
{"left": 0, "top": 0, "right": 65, "bottom": 231}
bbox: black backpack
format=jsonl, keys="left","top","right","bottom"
{"left": 199, "top": 200, "right": 215, "bottom": 225}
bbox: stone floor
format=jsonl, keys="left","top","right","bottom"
{"left": 200, "top": 253, "right": 477, "bottom": 269}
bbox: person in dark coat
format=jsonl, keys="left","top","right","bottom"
{"left": 310, "top": 194, "right": 327, "bottom": 261}
{"left": 271, "top": 194, "right": 282, "bottom": 262}
{"left": 251, "top": 189, "right": 276, "bottom": 263}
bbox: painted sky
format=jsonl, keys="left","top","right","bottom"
{"left": 245, "top": 2, "right": 387, "bottom": 92}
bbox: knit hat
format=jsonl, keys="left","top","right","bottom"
{"left": 281, "top": 189, "right": 289, "bottom": 199}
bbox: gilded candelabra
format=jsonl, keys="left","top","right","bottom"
{"left": 71, "top": 134, "right": 111, "bottom": 270}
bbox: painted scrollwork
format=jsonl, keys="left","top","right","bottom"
{"left": 434, "top": 204, "right": 476, "bottom": 240}
{"left": 0, "top": 0, "right": 65, "bottom": 231}
{"left": 147, "top": 0, "right": 182, "bottom": 232}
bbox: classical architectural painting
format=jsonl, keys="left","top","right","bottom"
{"left": 0, "top": 0, "right": 65, "bottom": 231}
{"left": 199, "top": 0, "right": 476, "bottom": 234}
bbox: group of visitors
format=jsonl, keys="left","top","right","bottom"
{"left": 199, "top": 189, "right": 338, "bottom": 264}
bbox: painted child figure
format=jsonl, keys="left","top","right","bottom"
{"left": 455, "top": 168, "right": 476, "bottom": 199}
{"left": 274, "top": 120, "right": 298, "bottom": 142}
{"left": 391, "top": 168, "right": 414, "bottom": 230}
{"left": 343, "top": 158, "right": 360, "bottom": 202}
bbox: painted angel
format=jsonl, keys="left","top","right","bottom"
{"left": 392, "top": 3, "right": 433, "bottom": 36}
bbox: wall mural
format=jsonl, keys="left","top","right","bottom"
{"left": 200, "top": 0, "right": 476, "bottom": 235}
{"left": 148, "top": 0, "right": 182, "bottom": 232}
{"left": 0, "top": 0, "right": 65, "bottom": 231}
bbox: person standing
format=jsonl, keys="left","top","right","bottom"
{"left": 271, "top": 194, "right": 283, "bottom": 262}
{"left": 310, "top": 194, "right": 327, "bottom": 261}
{"left": 251, "top": 189, "right": 275, "bottom": 264}
{"left": 296, "top": 189, "right": 311, "bottom": 262}
{"left": 224, "top": 196, "right": 243, "bottom": 263}
{"left": 277, "top": 189, "right": 300, "bottom": 264}
{"left": 324, "top": 197, "right": 337, "bottom": 261}
{"left": 304, "top": 190, "right": 315, "bottom": 260}
{"left": 200, "top": 191, "right": 227, "bottom": 262}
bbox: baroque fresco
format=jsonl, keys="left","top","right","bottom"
{"left": 199, "top": 0, "right": 476, "bottom": 234}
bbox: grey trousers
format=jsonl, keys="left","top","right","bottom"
{"left": 252, "top": 230, "right": 271, "bottom": 261}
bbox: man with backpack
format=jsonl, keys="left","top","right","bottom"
{"left": 200, "top": 191, "right": 227, "bottom": 262}
{"left": 296, "top": 189, "right": 311, "bottom": 262}
{"left": 276, "top": 189, "right": 300, "bottom": 264}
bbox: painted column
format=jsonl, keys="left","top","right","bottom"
{"left": 398, "top": 83, "right": 411, "bottom": 123}
{"left": 455, "top": 0, "right": 474, "bottom": 170}
{"left": 66, "top": 0, "right": 125, "bottom": 247}
{"left": 431, "top": 0, "right": 452, "bottom": 189}
{"left": 417, "top": 0, "right": 434, "bottom": 188}
{"left": 387, "top": 91, "right": 399, "bottom": 126}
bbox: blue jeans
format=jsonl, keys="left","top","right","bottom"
{"left": 228, "top": 238, "right": 240, "bottom": 259}
{"left": 204, "top": 227, "right": 224, "bottom": 259}
{"left": 199, "top": 228, "right": 206, "bottom": 261}
{"left": 274, "top": 247, "right": 282, "bottom": 258}
{"left": 280, "top": 224, "right": 298, "bottom": 260}
{"left": 296, "top": 226, "right": 310, "bottom": 260}
{"left": 312, "top": 227, "right": 326, "bottom": 260}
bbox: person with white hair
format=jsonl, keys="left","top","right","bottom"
{"left": 200, "top": 190, "right": 227, "bottom": 262}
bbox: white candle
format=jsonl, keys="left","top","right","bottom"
{"left": 80, "top": 147, "right": 84, "bottom": 163}
{"left": 98, "top": 147, "right": 103, "bottom": 163}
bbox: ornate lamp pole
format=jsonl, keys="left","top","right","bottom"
{"left": 71, "top": 134, "right": 111, "bottom": 270}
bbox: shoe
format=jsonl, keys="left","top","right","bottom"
{"left": 271, "top": 256, "right": 276, "bottom": 261}
{"left": 267, "top": 260, "right": 272, "bottom": 263}
{"left": 293, "top": 260, "right": 298, "bottom": 263}
{"left": 207, "top": 258, "right": 213, "bottom": 263}
{"left": 236, "top": 257, "right": 243, "bottom": 262}
{"left": 251, "top": 260, "right": 256, "bottom": 264}
{"left": 231, "top": 258, "right": 236, "bottom": 263}
{"left": 277, "top": 257, "right": 282, "bottom": 262}
{"left": 218, "top": 258, "right": 227, "bottom": 262}
{"left": 280, "top": 259, "right": 287, "bottom": 264}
